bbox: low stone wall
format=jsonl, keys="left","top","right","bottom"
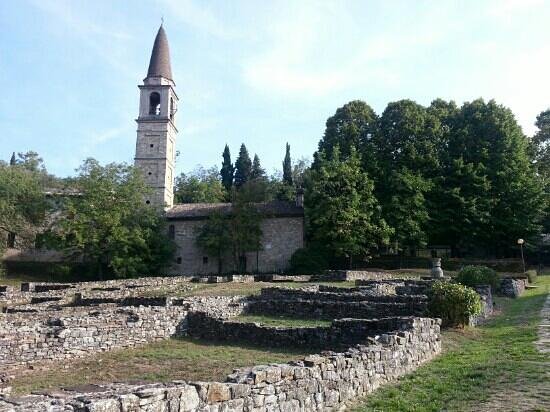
{"left": 0, "top": 296, "right": 245, "bottom": 368}
{"left": 312, "top": 270, "right": 404, "bottom": 282}
{"left": 355, "top": 279, "right": 435, "bottom": 295}
{"left": 470, "top": 285, "right": 493, "bottom": 326}
{"left": 248, "top": 297, "right": 427, "bottom": 320}
{"left": 500, "top": 277, "right": 527, "bottom": 298}
{"left": 0, "top": 306, "right": 188, "bottom": 367}
{"left": 255, "top": 274, "right": 312, "bottom": 282}
{"left": 259, "top": 286, "right": 427, "bottom": 304}
{"left": 188, "top": 312, "right": 429, "bottom": 350}
{"left": 0, "top": 317, "right": 441, "bottom": 412}
{"left": 0, "top": 276, "right": 197, "bottom": 307}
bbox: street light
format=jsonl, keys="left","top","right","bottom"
{"left": 517, "top": 238, "right": 525, "bottom": 273}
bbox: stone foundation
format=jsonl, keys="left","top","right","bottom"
{"left": 0, "top": 317, "right": 441, "bottom": 412}
{"left": 500, "top": 277, "right": 527, "bottom": 298}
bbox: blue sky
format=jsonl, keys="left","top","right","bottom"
{"left": 1, "top": 0, "right": 549, "bottom": 178}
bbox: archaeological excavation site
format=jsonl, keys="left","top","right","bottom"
{"left": 0, "top": 272, "right": 466, "bottom": 412}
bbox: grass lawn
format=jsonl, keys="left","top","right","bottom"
{"left": 9, "top": 337, "right": 312, "bottom": 395}
{"left": 351, "top": 275, "right": 550, "bottom": 412}
{"left": 234, "top": 313, "right": 332, "bottom": 327}
{"left": 156, "top": 280, "right": 357, "bottom": 297}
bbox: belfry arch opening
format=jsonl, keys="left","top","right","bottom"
{"left": 149, "top": 92, "right": 161, "bottom": 115}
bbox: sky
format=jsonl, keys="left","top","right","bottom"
{"left": 1, "top": 0, "right": 549, "bottom": 178}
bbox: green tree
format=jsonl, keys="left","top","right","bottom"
{"left": 0, "top": 161, "right": 47, "bottom": 254}
{"left": 292, "top": 157, "right": 311, "bottom": 189}
{"left": 429, "top": 157, "right": 491, "bottom": 255}
{"left": 374, "top": 100, "right": 441, "bottom": 252}
{"left": 445, "top": 99, "right": 543, "bottom": 255}
{"left": 305, "top": 146, "right": 392, "bottom": 268}
{"left": 174, "top": 166, "right": 225, "bottom": 203}
{"left": 229, "top": 196, "right": 263, "bottom": 272}
{"left": 195, "top": 210, "right": 232, "bottom": 273}
{"left": 532, "top": 109, "right": 550, "bottom": 232}
{"left": 316, "top": 100, "right": 378, "bottom": 162}
{"left": 220, "top": 144, "right": 234, "bottom": 192}
{"left": 234, "top": 144, "right": 252, "bottom": 188}
{"left": 282, "top": 143, "right": 293, "bottom": 185}
{"left": 250, "top": 154, "right": 266, "bottom": 180}
{"left": 56, "top": 159, "right": 175, "bottom": 279}
{"left": 195, "top": 194, "right": 263, "bottom": 274}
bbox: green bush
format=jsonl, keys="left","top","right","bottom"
{"left": 456, "top": 265, "right": 500, "bottom": 292}
{"left": 428, "top": 280, "right": 482, "bottom": 327}
{"left": 525, "top": 270, "right": 537, "bottom": 283}
{"left": 289, "top": 246, "right": 328, "bottom": 274}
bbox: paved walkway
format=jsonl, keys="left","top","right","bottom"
{"left": 536, "top": 293, "right": 550, "bottom": 353}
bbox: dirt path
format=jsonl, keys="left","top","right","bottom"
{"left": 474, "top": 292, "right": 550, "bottom": 412}
{"left": 536, "top": 293, "right": 550, "bottom": 353}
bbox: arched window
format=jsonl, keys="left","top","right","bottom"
{"left": 168, "top": 225, "right": 175, "bottom": 240}
{"left": 149, "top": 92, "right": 161, "bottom": 115}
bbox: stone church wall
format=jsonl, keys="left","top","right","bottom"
{"left": 168, "top": 216, "right": 304, "bottom": 275}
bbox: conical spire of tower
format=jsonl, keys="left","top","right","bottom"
{"left": 147, "top": 24, "right": 173, "bottom": 81}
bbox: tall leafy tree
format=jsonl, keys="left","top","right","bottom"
{"left": 445, "top": 99, "right": 543, "bottom": 255}
{"left": 532, "top": 109, "right": 550, "bottom": 232}
{"left": 373, "top": 100, "right": 441, "bottom": 252}
{"left": 282, "top": 143, "right": 293, "bottom": 185}
{"left": 234, "top": 144, "right": 252, "bottom": 188}
{"left": 174, "top": 166, "right": 225, "bottom": 203}
{"left": 316, "top": 100, "right": 378, "bottom": 162}
{"left": 0, "top": 161, "right": 47, "bottom": 253}
{"left": 220, "top": 144, "right": 234, "bottom": 192}
{"left": 305, "top": 146, "right": 392, "bottom": 268}
{"left": 55, "top": 159, "right": 175, "bottom": 279}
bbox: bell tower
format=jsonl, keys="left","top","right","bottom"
{"left": 135, "top": 25, "right": 178, "bottom": 208}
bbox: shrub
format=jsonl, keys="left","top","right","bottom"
{"left": 456, "top": 265, "right": 500, "bottom": 292}
{"left": 428, "top": 280, "right": 482, "bottom": 327}
{"left": 525, "top": 269, "right": 537, "bottom": 284}
{"left": 289, "top": 246, "right": 328, "bottom": 274}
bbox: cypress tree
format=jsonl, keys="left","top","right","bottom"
{"left": 282, "top": 143, "right": 293, "bottom": 185}
{"left": 251, "top": 154, "right": 266, "bottom": 179}
{"left": 234, "top": 144, "right": 252, "bottom": 188}
{"left": 9, "top": 152, "right": 16, "bottom": 166}
{"left": 220, "top": 144, "right": 234, "bottom": 191}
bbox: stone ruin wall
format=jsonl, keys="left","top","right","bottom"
{"left": 0, "top": 317, "right": 441, "bottom": 412}
{"left": 500, "top": 277, "right": 528, "bottom": 298}
{"left": 188, "top": 311, "right": 432, "bottom": 351}
{"left": 0, "top": 275, "right": 504, "bottom": 411}
{"left": 246, "top": 284, "right": 430, "bottom": 321}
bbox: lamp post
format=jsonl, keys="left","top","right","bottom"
{"left": 517, "top": 238, "right": 525, "bottom": 273}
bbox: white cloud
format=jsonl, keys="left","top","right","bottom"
{"left": 240, "top": 1, "right": 457, "bottom": 98}
{"left": 29, "top": 0, "right": 136, "bottom": 77}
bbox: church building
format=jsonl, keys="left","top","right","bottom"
{"left": 136, "top": 26, "right": 304, "bottom": 275}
